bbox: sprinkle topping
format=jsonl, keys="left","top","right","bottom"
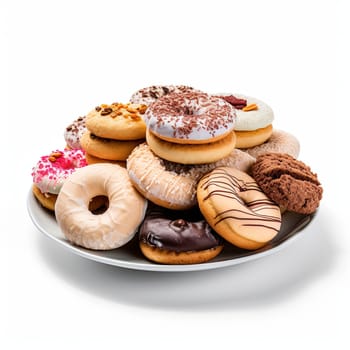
{"left": 144, "top": 92, "right": 236, "bottom": 141}
{"left": 31, "top": 149, "right": 87, "bottom": 194}
{"left": 129, "top": 85, "right": 200, "bottom": 105}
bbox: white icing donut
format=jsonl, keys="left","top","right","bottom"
{"left": 64, "top": 116, "right": 87, "bottom": 149}
{"left": 55, "top": 164, "right": 148, "bottom": 250}
{"left": 214, "top": 93, "right": 274, "bottom": 131}
{"left": 31, "top": 149, "right": 87, "bottom": 194}
{"left": 143, "top": 92, "right": 236, "bottom": 142}
{"left": 129, "top": 85, "right": 199, "bottom": 105}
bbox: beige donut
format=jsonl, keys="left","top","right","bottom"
{"left": 127, "top": 143, "right": 255, "bottom": 210}
{"left": 55, "top": 163, "right": 147, "bottom": 250}
{"left": 80, "top": 131, "right": 144, "bottom": 161}
{"left": 85, "top": 152, "right": 126, "bottom": 167}
{"left": 242, "top": 129, "right": 300, "bottom": 158}
{"left": 146, "top": 129, "right": 236, "bottom": 164}
{"left": 197, "top": 167, "right": 282, "bottom": 250}
{"left": 86, "top": 102, "right": 147, "bottom": 140}
{"left": 32, "top": 184, "right": 57, "bottom": 211}
{"left": 235, "top": 124, "right": 273, "bottom": 149}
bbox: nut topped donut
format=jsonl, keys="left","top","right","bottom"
{"left": 129, "top": 85, "right": 200, "bottom": 105}
{"left": 144, "top": 92, "right": 237, "bottom": 144}
{"left": 86, "top": 102, "right": 147, "bottom": 140}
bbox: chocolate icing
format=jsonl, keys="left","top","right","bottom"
{"left": 139, "top": 205, "right": 222, "bottom": 252}
{"left": 199, "top": 167, "right": 281, "bottom": 233}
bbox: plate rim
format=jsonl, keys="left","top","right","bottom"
{"left": 27, "top": 190, "right": 314, "bottom": 272}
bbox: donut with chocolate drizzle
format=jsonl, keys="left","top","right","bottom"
{"left": 139, "top": 204, "right": 224, "bottom": 264}
{"left": 197, "top": 167, "right": 282, "bottom": 250}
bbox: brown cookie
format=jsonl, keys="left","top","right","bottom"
{"left": 251, "top": 153, "right": 322, "bottom": 214}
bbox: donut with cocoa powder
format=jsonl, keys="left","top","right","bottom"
{"left": 251, "top": 153, "right": 322, "bottom": 214}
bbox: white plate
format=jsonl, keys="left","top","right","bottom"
{"left": 27, "top": 190, "right": 315, "bottom": 272}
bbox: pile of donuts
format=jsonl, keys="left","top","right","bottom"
{"left": 31, "top": 85, "right": 323, "bottom": 265}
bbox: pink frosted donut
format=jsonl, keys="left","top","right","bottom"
{"left": 243, "top": 129, "right": 300, "bottom": 159}
{"left": 31, "top": 149, "right": 87, "bottom": 195}
{"left": 143, "top": 92, "right": 236, "bottom": 143}
{"left": 129, "top": 85, "right": 200, "bottom": 105}
{"left": 64, "top": 116, "right": 87, "bottom": 149}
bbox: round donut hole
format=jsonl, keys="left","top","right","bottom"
{"left": 88, "top": 195, "right": 109, "bottom": 215}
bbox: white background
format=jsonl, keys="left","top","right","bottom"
{"left": 2, "top": 0, "right": 349, "bottom": 349}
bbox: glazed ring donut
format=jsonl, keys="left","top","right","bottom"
{"left": 146, "top": 129, "right": 236, "bottom": 165}
{"left": 80, "top": 131, "right": 143, "bottom": 161}
{"left": 55, "top": 163, "right": 148, "bottom": 250}
{"left": 243, "top": 129, "right": 300, "bottom": 159}
{"left": 143, "top": 92, "right": 236, "bottom": 144}
{"left": 197, "top": 167, "right": 282, "bottom": 250}
{"left": 215, "top": 93, "right": 274, "bottom": 148}
{"left": 129, "top": 85, "right": 200, "bottom": 105}
{"left": 139, "top": 204, "right": 224, "bottom": 264}
{"left": 126, "top": 143, "right": 255, "bottom": 210}
{"left": 31, "top": 149, "right": 87, "bottom": 211}
{"left": 86, "top": 102, "right": 147, "bottom": 140}
{"left": 64, "top": 116, "right": 87, "bottom": 149}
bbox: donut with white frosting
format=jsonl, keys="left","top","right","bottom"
{"left": 214, "top": 93, "right": 274, "bottom": 148}
{"left": 129, "top": 85, "right": 199, "bottom": 105}
{"left": 32, "top": 149, "right": 87, "bottom": 195}
{"left": 31, "top": 149, "right": 87, "bottom": 210}
{"left": 64, "top": 116, "right": 87, "bottom": 149}
{"left": 144, "top": 92, "right": 236, "bottom": 144}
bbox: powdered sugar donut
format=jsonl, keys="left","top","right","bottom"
{"left": 243, "top": 129, "right": 300, "bottom": 159}
{"left": 129, "top": 85, "right": 199, "bottom": 105}
{"left": 64, "top": 116, "right": 87, "bottom": 149}
{"left": 127, "top": 143, "right": 255, "bottom": 210}
{"left": 144, "top": 92, "right": 236, "bottom": 144}
{"left": 31, "top": 149, "right": 87, "bottom": 210}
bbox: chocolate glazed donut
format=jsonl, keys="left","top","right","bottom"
{"left": 139, "top": 205, "right": 224, "bottom": 264}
